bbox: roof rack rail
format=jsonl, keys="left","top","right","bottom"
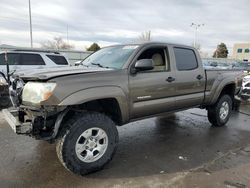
{"left": 12, "top": 49, "right": 60, "bottom": 54}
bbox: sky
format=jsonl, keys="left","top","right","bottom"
{"left": 0, "top": 0, "right": 250, "bottom": 56}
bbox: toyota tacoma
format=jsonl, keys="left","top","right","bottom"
{"left": 2, "top": 42, "right": 243, "bottom": 175}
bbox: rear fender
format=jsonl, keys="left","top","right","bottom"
{"left": 210, "top": 80, "right": 235, "bottom": 104}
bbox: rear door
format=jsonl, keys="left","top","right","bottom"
{"left": 18, "top": 53, "right": 46, "bottom": 70}
{"left": 129, "top": 45, "right": 176, "bottom": 119}
{"left": 172, "top": 46, "right": 206, "bottom": 108}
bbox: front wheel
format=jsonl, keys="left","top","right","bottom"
{"left": 207, "top": 95, "right": 232, "bottom": 127}
{"left": 56, "top": 112, "right": 119, "bottom": 175}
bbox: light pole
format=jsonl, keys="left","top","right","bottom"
{"left": 67, "top": 24, "right": 69, "bottom": 44}
{"left": 28, "top": 0, "right": 33, "bottom": 48}
{"left": 190, "top": 23, "right": 204, "bottom": 48}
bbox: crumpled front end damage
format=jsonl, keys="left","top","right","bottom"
{"left": 3, "top": 77, "right": 66, "bottom": 141}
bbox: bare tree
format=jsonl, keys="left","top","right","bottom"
{"left": 138, "top": 31, "right": 151, "bottom": 42}
{"left": 40, "top": 37, "right": 74, "bottom": 50}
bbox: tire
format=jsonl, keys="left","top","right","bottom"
{"left": 207, "top": 95, "right": 232, "bottom": 127}
{"left": 56, "top": 112, "right": 119, "bottom": 175}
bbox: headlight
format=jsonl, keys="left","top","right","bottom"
{"left": 22, "top": 82, "right": 56, "bottom": 104}
{"left": 0, "top": 75, "right": 7, "bottom": 86}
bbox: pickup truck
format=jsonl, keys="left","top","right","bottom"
{"left": 2, "top": 42, "right": 243, "bottom": 175}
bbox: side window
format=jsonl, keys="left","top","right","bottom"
{"left": 237, "top": 49, "right": 242, "bottom": 53}
{"left": 137, "top": 47, "right": 169, "bottom": 72}
{"left": 4, "top": 53, "right": 20, "bottom": 65}
{"left": 174, "top": 48, "right": 198, "bottom": 71}
{"left": 46, "top": 55, "right": 68, "bottom": 65}
{"left": 0, "top": 54, "right": 4, "bottom": 65}
{"left": 20, "top": 54, "right": 45, "bottom": 65}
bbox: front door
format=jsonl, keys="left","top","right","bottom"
{"left": 129, "top": 46, "right": 176, "bottom": 119}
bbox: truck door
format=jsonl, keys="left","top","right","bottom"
{"left": 129, "top": 45, "right": 176, "bottom": 119}
{"left": 172, "top": 47, "right": 206, "bottom": 109}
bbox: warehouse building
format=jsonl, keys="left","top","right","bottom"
{"left": 232, "top": 43, "right": 250, "bottom": 61}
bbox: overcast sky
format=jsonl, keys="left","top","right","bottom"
{"left": 0, "top": 0, "right": 250, "bottom": 55}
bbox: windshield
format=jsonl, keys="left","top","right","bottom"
{"left": 81, "top": 45, "right": 138, "bottom": 69}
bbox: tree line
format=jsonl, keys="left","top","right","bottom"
{"left": 40, "top": 33, "right": 229, "bottom": 57}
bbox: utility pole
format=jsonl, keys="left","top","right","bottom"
{"left": 67, "top": 24, "right": 69, "bottom": 44}
{"left": 190, "top": 23, "right": 204, "bottom": 48}
{"left": 28, "top": 0, "right": 33, "bottom": 48}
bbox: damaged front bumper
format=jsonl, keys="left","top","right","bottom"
{"left": 2, "top": 105, "right": 68, "bottom": 140}
{"left": 2, "top": 108, "right": 32, "bottom": 134}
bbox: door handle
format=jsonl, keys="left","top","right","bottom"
{"left": 196, "top": 75, "right": 203, "bottom": 80}
{"left": 166, "top": 77, "right": 175, "bottom": 82}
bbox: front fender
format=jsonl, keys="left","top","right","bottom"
{"left": 58, "top": 86, "right": 129, "bottom": 123}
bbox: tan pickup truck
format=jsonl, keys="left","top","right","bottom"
{"left": 3, "top": 42, "right": 243, "bottom": 175}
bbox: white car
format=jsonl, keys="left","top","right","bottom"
{"left": 0, "top": 50, "right": 70, "bottom": 108}
{"left": 241, "top": 75, "right": 250, "bottom": 100}
{"left": 0, "top": 50, "right": 70, "bottom": 76}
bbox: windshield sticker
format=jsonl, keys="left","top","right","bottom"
{"left": 123, "top": 45, "right": 139, "bottom": 50}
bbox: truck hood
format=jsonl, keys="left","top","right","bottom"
{"left": 12, "top": 66, "right": 112, "bottom": 81}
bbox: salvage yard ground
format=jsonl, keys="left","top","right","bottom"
{"left": 0, "top": 105, "right": 250, "bottom": 188}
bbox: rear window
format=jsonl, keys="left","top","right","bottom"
{"left": 20, "top": 54, "right": 45, "bottom": 65}
{"left": 47, "top": 55, "right": 68, "bottom": 65}
{"left": 174, "top": 48, "right": 198, "bottom": 71}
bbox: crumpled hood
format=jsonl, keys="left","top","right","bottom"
{"left": 12, "top": 66, "right": 112, "bottom": 81}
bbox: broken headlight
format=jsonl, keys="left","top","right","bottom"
{"left": 22, "top": 82, "right": 56, "bottom": 104}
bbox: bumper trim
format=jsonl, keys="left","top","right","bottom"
{"left": 2, "top": 108, "right": 31, "bottom": 134}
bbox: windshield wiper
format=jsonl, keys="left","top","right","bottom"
{"left": 91, "top": 63, "right": 110, "bottom": 69}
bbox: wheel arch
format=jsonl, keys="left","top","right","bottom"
{"left": 210, "top": 82, "right": 236, "bottom": 105}
{"left": 50, "top": 86, "right": 129, "bottom": 139}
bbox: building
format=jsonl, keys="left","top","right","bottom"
{"left": 232, "top": 43, "right": 250, "bottom": 61}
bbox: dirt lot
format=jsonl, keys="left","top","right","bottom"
{"left": 0, "top": 105, "right": 250, "bottom": 188}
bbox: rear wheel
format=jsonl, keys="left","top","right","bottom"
{"left": 56, "top": 112, "right": 119, "bottom": 175}
{"left": 207, "top": 95, "right": 232, "bottom": 127}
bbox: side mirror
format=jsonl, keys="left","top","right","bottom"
{"left": 134, "top": 59, "right": 154, "bottom": 72}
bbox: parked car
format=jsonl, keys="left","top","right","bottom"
{"left": 0, "top": 50, "right": 70, "bottom": 75}
{"left": 202, "top": 60, "right": 232, "bottom": 70}
{"left": 232, "top": 61, "right": 250, "bottom": 72}
{"left": 0, "top": 50, "right": 70, "bottom": 108}
{"left": 3, "top": 42, "right": 243, "bottom": 175}
{"left": 241, "top": 75, "right": 250, "bottom": 100}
